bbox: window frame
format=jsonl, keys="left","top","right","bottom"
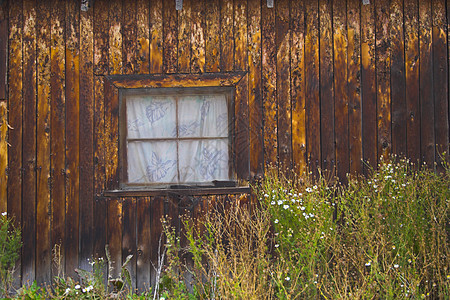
{"left": 119, "top": 86, "right": 236, "bottom": 189}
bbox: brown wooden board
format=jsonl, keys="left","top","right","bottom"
{"left": 432, "top": 0, "right": 449, "bottom": 170}
{"left": 163, "top": 0, "right": 177, "bottom": 74}
{"left": 319, "top": 0, "right": 334, "bottom": 176}
{"left": 105, "top": 79, "right": 120, "bottom": 190}
{"left": 136, "top": 0, "right": 150, "bottom": 74}
{"left": 150, "top": 0, "right": 163, "bottom": 74}
{"left": 419, "top": 1, "right": 435, "bottom": 166}
{"left": 150, "top": 196, "right": 164, "bottom": 287}
{"left": 107, "top": 198, "right": 123, "bottom": 279}
{"left": 122, "top": 197, "right": 137, "bottom": 291}
{"left": 36, "top": 0, "right": 52, "bottom": 284}
{"left": 375, "top": 0, "right": 392, "bottom": 162}
{"left": 94, "top": 0, "right": 109, "bottom": 75}
{"left": 390, "top": 0, "right": 407, "bottom": 157}
{"left": 8, "top": 0, "right": 23, "bottom": 286}
{"left": 123, "top": 0, "right": 137, "bottom": 75}
{"left": 347, "top": 0, "right": 362, "bottom": 174}
{"left": 248, "top": 0, "right": 264, "bottom": 177}
{"left": 220, "top": 0, "right": 234, "bottom": 72}
{"left": 234, "top": 0, "right": 247, "bottom": 72}
{"left": 65, "top": 0, "right": 80, "bottom": 279}
{"left": 177, "top": 0, "right": 191, "bottom": 73}
{"left": 361, "top": 0, "right": 377, "bottom": 173}
{"left": 235, "top": 74, "right": 250, "bottom": 180}
{"left": 262, "top": 3, "right": 277, "bottom": 168}
{"left": 0, "top": 102, "right": 6, "bottom": 213}
{"left": 205, "top": 0, "right": 220, "bottom": 72}
{"left": 136, "top": 196, "right": 151, "bottom": 292}
{"left": 0, "top": 1, "right": 6, "bottom": 100}
{"left": 333, "top": 0, "right": 349, "bottom": 182}
{"left": 93, "top": 76, "right": 106, "bottom": 262}
{"left": 405, "top": 0, "right": 420, "bottom": 164}
{"left": 276, "top": 0, "right": 292, "bottom": 172}
{"left": 79, "top": 1, "right": 94, "bottom": 271}
{"left": 291, "top": 0, "right": 306, "bottom": 175}
{"left": 51, "top": 0, "right": 66, "bottom": 277}
{"left": 191, "top": 0, "right": 206, "bottom": 73}
{"left": 109, "top": 0, "right": 123, "bottom": 75}
{"left": 305, "top": 0, "right": 320, "bottom": 176}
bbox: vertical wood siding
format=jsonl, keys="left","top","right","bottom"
{"left": 2, "top": 0, "right": 449, "bottom": 288}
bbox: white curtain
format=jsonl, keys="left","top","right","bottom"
{"left": 126, "top": 93, "right": 229, "bottom": 184}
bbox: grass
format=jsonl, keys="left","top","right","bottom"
{"left": 3, "top": 156, "right": 450, "bottom": 299}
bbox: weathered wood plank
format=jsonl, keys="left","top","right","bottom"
{"left": 390, "top": 0, "right": 406, "bottom": 157}
{"left": 163, "top": 0, "right": 177, "bottom": 73}
{"left": 432, "top": 0, "right": 449, "bottom": 170}
{"left": 94, "top": 0, "right": 109, "bottom": 75}
{"left": 333, "top": 0, "right": 349, "bottom": 182}
{"left": 79, "top": 2, "right": 94, "bottom": 271}
{"left": 65, "top": 0, "right": 80, "bottom": 279}
{"left": 122, "top": 197, "right": 137, "bottom": 291}
{"left": 136, "top": 197, "right": 151, "bottom": 292}
{"left": 220, "top": 0, "right": 234, "bottom": 71}
{"left": 319, "top": 0, "right": 334, "bottom": 175}
{"left": 123, "top": 0, "right": 137, "bottom": 75}
{"left": 361, "top": 0, "right": 377, "bottom": 173}
{"left": 150, "top": 0, "right": 163, "bottom": 74}
{"left": 51, "top": 0, "right": 66, "bottom": 277}
{"left": 235, "top": 74, "right": 250, "bottom": 180}
{"left": 0, "top": 102, "right": 6, "bottom": 213}
{"left": 234, "top": 0, "right": 247, "bottom": 72}
{"left": 109, "top": 0, "right": 123, "bottom": 75}
{"left": 36, "top": 0, "right": 51, "bottom": 284}
{"left": 93, "top": 76, "right": 106, "bottom": 261}
{"left": 105, "top": 79, "right": 120, "bottom": 190}
{"left": 248, "top": 0, "right": 264, "bottom": 177}
{"left": 305, "top": 0, "right": 320, "bottom": 175}
{"left": 136, "top": 0, "right": 150, "bottom": 74}
{"left": 191, "top": 0, "right": 206, "bottom": 73}
{"left": 405, "top": 0, "right": 420, "bottom": 163}
{"left": 205, "top": 0, "right": 220, "bottom": 72}
{"left": 419, "top": 0, "right": 435, "bottom": 166}
{"left": 107, "top": 198, "right": 122, "bottom": 279}
{"left": 347, "top": 0, "right": 362, "bottom": 174}
{"left": 262, "top": 3, "right": 277, "bottom": 168}
{"left": 375, "top": 0, "right": 391, "bottom": 162}
{"left": 177, "top": 0, "right": 191, "bottom": 73}
{"left": 291, "top": 0, "right": 306, "bottom": 175}
{"left": 8, "top": 0, "right": 23, "bottom": 286}
{"left": 276, "top": 0, "right": 292, "bottom": 172}
{"left": 0, "top": 1, "right": 6, "bottom": 100}
{"left": 150, "top": 196, "right": 164, "bottom": 287}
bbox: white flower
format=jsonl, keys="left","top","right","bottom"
{"left": 392, "top": 246, "right": 396, "bottom": 250}
{"left": 86, "top": 285, "right": 93, "bottom": 292}
{"left": 300, "top": 206, "right": 306, "bottom": 211}
{"left": 283, "top": 205, "right": 289, "bottom": 210}
{"left": 274, "top": 219, "right": 279, "bottom": 224}
{"left": 313, "top": 185, "right": 318, "bottom": 190}
{"left": 75, "top": 284, "right": 81, "bottom": 290}
{"left": 365, "top": 262, "right": 371, "bottom": 266}
{"left": 285, "top": 276, "right": 290, "bottom": 281}
{"left": 65, "top": 288, "right": 71, "bottom": 294}
{"left": 1, "top": 212, "right": 6, "bottom": 216}
{"left": 394, "top": 264, "right": 399, "bottom": 269}
{"left": 275, "top": 244, "right": 279, "bottom": 248}
{"left": 277, "top": 200, "right": 283, "bottom": 205}
{"left": 271, "top": 201, "right": 276, "bottom": 205}
{"left": 264, "top": 193, "right": 269, "bottom": 198}
{"left": 306, "top": 187, "right": 313, "bottom": 193}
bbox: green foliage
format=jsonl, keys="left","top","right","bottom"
{"left": 0, "top": 213, "right": 22, "bottom": 297}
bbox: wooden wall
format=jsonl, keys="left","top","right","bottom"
{"left": 0, "top": 0, "right": 449, "bottom": 289}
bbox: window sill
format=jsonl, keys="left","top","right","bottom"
{"left": 103, "top": 186, "right": 251, "bottom": 197}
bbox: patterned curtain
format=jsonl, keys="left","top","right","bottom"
{"left": 126, "top": 93, "right": 229, "bottom": 184}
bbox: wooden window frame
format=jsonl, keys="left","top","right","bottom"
{"left": 103, "top": 72, "right": 250, "bottom": 196}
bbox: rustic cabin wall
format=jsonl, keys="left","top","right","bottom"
{"left": 1, "top": 0, "right": 449, "bottom": 289}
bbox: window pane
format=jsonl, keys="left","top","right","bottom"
{"left": 127, "top": 141, "right": 178, "bottom": 183}
{"left": 127, "top": 95, "right": 177, "bottom": 139}
{"left": 178, "top": 94, "right": 228, "bottom": 138}
{"left": 178, "top": 139, "right": 229, "bottom": 182}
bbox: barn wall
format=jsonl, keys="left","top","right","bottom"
{"left": 0, "top": 0, "right": 449, "bottom": 289}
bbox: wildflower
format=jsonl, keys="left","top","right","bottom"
{"left": 447, "top": 275, "right": 450, "bottom": 280}
{"left": 394, "top": 264, "right": 399, "bottom": 269}
{"left": 408, "top": 259, "right": 412, "bottom": 264}
{"left": 65, "top": 288, "right": 71, "bottom": 294}
{"left": 313, "top": 185, "right": 318, "bottom": 190}
{"left": 283, "top": 204, "right": 289, "bottom": 210}
{"left": 285, "top": 277, "right": 290, "bottom": 281}
{"left": 277, "top": 200, "right": 283, "bottom": 205}
{"left": 365, "top": 261, "right": 371, "bottom": 266}
{"left": 271, "top": 201, "right": 276, "bottom": 205}
{"left": 264, "top": 194, "right": 269, "bottom": 198}
{"left": 300, "top": 206, "right": 306, "bottom": 211}
{"left": 274, "top": 219, "right": 279, "bottom": 224}
{"left": 275, "top": 244, "right": 279, "bottom": 248}
{"left": 1, "top": 212, "right": 6, "bottom": 216}
{"left": 306, "top": 187, "right": 313, "bottom": 193}
{"left": 75, "top": 284, "right": 81, "bottom": 290}
{"left": 86, "top": 285, "right": 93, "bottom": 292}
{"left": 392, "top": 246, "right": 396, "bottom": 250}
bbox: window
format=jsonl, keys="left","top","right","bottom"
{"left": 120, "top": 87, "right": 235, "bottom": 189}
